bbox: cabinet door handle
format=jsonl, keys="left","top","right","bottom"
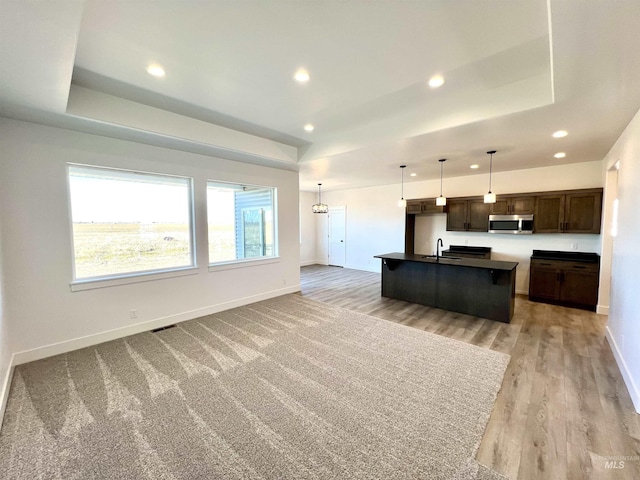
{"left": 565, "top": 222, "right": 569, "bottom": 231}
{"left": 557, "top": 272, "right": 561, "bottom": 281}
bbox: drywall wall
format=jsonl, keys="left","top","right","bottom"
{"left": 68, "top": 86, "right": 298, "bottom": 166}
{"left": 0, "top": 207, "right": 11, "bottom": 421}
{"left": 299, "top": 191, "right": 318, "bottom": 265}
{"left": 314, "top": 183, "right": 406, "bottom": 270}
{"left": 312, "top": 161, "right": 603, "bottom": 294}
{"left": 0, "top": 118, "right": 300, "bottom": 366}
{"left": 602, "top": 108, "right": 640, "bottom": 412}
{"left": 597, "top": 166, "right": 618, "bottom": 315}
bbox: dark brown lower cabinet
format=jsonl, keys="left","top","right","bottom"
{"left": 529, "top": 258, "right": 599, "bottom": 310}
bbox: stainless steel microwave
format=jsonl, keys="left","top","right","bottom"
{"left": 488, "top": 214, "right": 534, "bottom": 234}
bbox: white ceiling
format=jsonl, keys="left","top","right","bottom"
{"left": 1, "top": 1, "right": 640, "bottom": 192}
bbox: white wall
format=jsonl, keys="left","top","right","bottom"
{"left": 597, "top": 167, "right": 618, "bottom": 315}
{"left": 299, "top": 191, "right": 318, "bottom": 265}
{"left": 315, "top": 184, "right": 406, "bottom": 270}
{"left": 0, "top": 118, "right": 300, "bottom": 373}
{"left": 308, "top": 161, "right": 603, "bottom": 295}
{"left": 602, "top": 108, "right": 640, "bottom": 412}
{"left": 0, "top": 208, "right": 11, "bottom": 419}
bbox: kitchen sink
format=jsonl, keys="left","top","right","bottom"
{"left": 420, "top": 255, "right": 462, "bottom": 261}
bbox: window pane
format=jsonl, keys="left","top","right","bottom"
{"left": 207, "top": 182, "right": 276, "bottom": 264}
{"left": 68, "top": 165, "right": 194, "bottom": 280}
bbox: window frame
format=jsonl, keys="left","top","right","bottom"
{"left": 206, "top": 179, "right": 279, "bottom": 269}
{"left": 67, "top": 163, "right": 197, "bottom": 290}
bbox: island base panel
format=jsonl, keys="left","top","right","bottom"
{"left": 380, "top": 259, "right": 515, "bottom": 323}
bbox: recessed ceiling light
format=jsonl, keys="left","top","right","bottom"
{"left": 304, "top": 124, "right": 314, "bottom": 132}
{"left": 428, "top": 75, "right": 445, "bottom": 88}
{"left": 294, "top": 69, "right": 310, "bottom": 83}
{"left": 554, "top": 152, "right": 566, "bottom": 158}
{"left": 552, "top": 130, "right": 568, "bottom": 138}
{"left": 470, "top": 164, "right": 479, "bottom": 169}
{"left": 146, "top": 64, "right": 166, "bottom": 77}
{"left": 410, "top": 173, "right": 417, "bottom": 177}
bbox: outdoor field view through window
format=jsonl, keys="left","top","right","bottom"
{"left": 68, "top": 165, "right": 194, "bottom": 280}
{"left": 207, "top": 182, "right": 276, "bottom": 264}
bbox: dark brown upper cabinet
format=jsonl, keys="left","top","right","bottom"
{"left": 446, "top": 198, "right": 489, "bottom": 232}
{"left": 406, "top": 199, "right": 446, "bottom": 215}
{"left": 489, "top": 195, "right": 535, "bottom": 215}
{"left": 406, "top": 200, "right": 422, "bottom": 215}
{"left": 534, "top": 189, "right": 602, "bottom": 234}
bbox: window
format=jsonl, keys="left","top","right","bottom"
{"left": 68, "top": 165, "right": 194, "bottom": 282}
{"left": 207, "top": 181, "right": 277, "bottom": 265}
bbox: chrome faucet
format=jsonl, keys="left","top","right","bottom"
{"left": 436, "top": 238, "right": 444, "bottom": 261}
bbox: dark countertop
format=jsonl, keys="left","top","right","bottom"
{"left": 443, "top": 245, "right": 491, "bottom": 255}
{"left": 531, "top": 250, "right": 600, "bottom": 263}
{"left": 374, "top": 252, "right": 518, "bottom": 271}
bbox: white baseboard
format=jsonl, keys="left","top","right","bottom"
{"left": 606, "top": 326, "right": 640, "bottom": 413}
{"left": 299, "top": 260, "right": 318, "bottom": 267}
{"left": 597, "top": 304, "right": 609, "bottom": 315}
{"left": 344, "top": 263, "right": 380, "bottom": 273}
{"left": 11, "top": 284, "right": 301, "bottom": 367}
{"left": 0, "top": 354, "right": 15, "bottom": 429}
{"left": 516, "top": 289, "right": 528, "bottom": 295}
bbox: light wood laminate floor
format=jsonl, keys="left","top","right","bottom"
{"left": 299, "top": 265, "right": 640, "bottom": 480}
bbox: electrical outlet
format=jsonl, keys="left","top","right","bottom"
{"left": 571, "top": 243, "right": 578, "bottom": 250}
{"left": 130, "top": 309, "right": 138, "bottom": 319}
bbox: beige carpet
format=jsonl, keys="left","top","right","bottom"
{"left": 0, "top": 294, "right": 509, "bottom": 479}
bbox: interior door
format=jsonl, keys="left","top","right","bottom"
{"left": 328, "top": 207, "right": 346, "bottom": 267}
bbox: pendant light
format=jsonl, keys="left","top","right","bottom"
{"left": 484, "top": 150, "right": 497, "bottom": 204}
{"left": 312, "top": 183, "right": 328, "bottom": 213}
{"left": 436, "top": 158, "right": 447, "bottom": 206}
{"left": 398, "top": 165, "right": 407, "bottom": 208}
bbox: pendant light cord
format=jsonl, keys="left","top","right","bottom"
{"left": 487, "top": 150, "right": 496, "bottom": 193}
{"left": 488, "top": 154, "right": 492, "bottom": 193}
{"left": 440, "top": 161, "right": 443, "bottom": 196}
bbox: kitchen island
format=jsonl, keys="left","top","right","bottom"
{"left": 374, "top": 253, "right": 518, "bottom": 323}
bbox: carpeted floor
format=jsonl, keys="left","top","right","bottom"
{"left": 0, "top": 294, "right": 509, "bottom": 479}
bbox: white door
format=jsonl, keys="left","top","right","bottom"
{"left": 328, "top": 207, "right": 346, "bottom": 267}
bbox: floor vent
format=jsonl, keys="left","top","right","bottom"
{"left": 151, "top": 324, "right": 177, "bottom": 333}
